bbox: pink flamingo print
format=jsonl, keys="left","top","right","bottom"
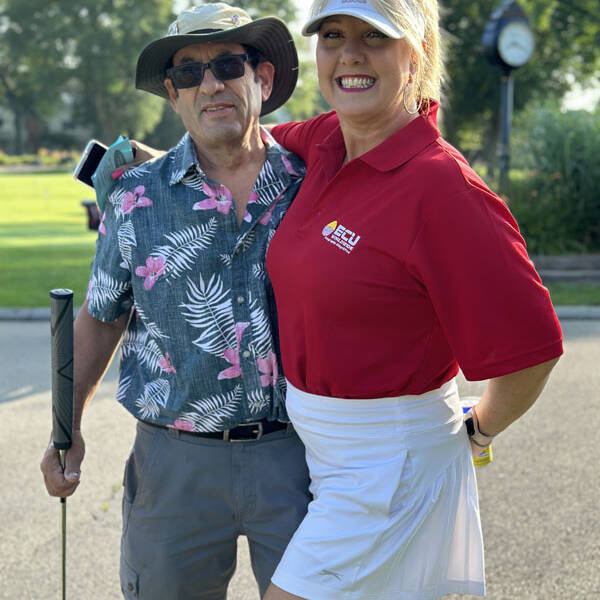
{"left": 121, "top": 185, "right": 152, "bottom": 214}
{"left": 98, "top": 212, "right": 107, "bottom": 235}
{"left": 217, "top": 322, "right": 250, "bottom": 380}
{"left": 158, "top": 352, "right": 177, "bottom": 374}
{"left": 193, "top": 182, "right": 233, "bottom": 215}
{"left": 281, "top": 154, "right": 299, "bottom": 176}
{"left": 257, "top": 352, "right": 278, "bottom": 387}
{"left": 135, "top": 256, "right": 166, "bottom": 291}
{"left": 169, "top": 419, "right": 195, "bottom": 432}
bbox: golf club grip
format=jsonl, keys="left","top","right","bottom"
{"left": 50, "top": 289, "right": 74, "bottom": 450}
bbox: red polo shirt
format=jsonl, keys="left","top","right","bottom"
{"left": 267, "top": 104, "right": 563, "bottom": 398}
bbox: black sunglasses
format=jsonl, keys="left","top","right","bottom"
{"left": 166, "top": 54, "right": 250, "bottom": 89}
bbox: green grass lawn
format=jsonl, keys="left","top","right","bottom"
{"left": 0, "top": 172, "right": 98, "bottom": 307}
{"left": 1, "top": 171, "right": 600, "bottom": 309}
{"left": 545, "top": 283, "right": 600, "bottom": 306}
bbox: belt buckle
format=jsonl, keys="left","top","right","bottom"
{"left": 225, "top": 421, "right": 263, "bottom": 442}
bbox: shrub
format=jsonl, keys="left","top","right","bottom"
{"left": 0, "top": 149, "right": 77, "bottom": 168}
{"left": 507, "top": 103, "right": 600, "bottom": 254}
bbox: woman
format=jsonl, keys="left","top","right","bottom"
{"left": 125, "top": 1, "right": 561, "bottom": 596}
{"left": 261, "top": 0, "right": 563, "bottom": 598}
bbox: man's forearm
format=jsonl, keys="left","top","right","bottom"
{"left": 474, "top": 357, "right": 560, "bottom": 437}
{"left": 73, "top": 299, "right": 130, "bottom": 429}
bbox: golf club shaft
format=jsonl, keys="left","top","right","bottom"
{"left": 60, "top": 451, "right": 67, "bottom": 600}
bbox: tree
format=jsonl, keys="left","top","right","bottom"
{"left": 60, "top": 1, "right": 174, "bottom": 143}
{"left": 0, "top": 0, "right": 173, "bottom": 151}
{"left": 441, "top": 0, "right": 600, "bottom": 171}
{"left": 0, "top": 1, "right": 71, "bottom": 152}
{"left": 0, "top": 0, "right": 326, "bottom": 152}
{"left": 236, "top": 0, "right": 296, "bottom": 23}
{"left": 263, "top": 42, "right": 331, "bottom": 126}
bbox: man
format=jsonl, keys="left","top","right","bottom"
{"left": 40, "top": 5, "right": 310, "bottom": 599}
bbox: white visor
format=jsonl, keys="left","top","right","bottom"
{"left": 302, "top": 0, "right": 425, "bottom": 40}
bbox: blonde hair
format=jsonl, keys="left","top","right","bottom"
{"left": 308, "top": 0, "right": 444, "bottom": 110}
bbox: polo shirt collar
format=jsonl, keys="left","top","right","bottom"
{"left": 316, "top": 100, "right": 441, "bottom": 176}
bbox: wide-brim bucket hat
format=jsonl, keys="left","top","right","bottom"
{"left": 135, "top": 3, "right": 298, "bottom": 116}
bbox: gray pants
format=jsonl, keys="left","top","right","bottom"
{"left": 120, "top": 421, "right": 311, "bottom": 599}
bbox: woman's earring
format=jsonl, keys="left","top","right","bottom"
{"left": 402, "top": 76, "right": 419, "bottom": 115}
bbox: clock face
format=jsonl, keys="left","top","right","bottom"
{"left": 498, "top": 21, "right": 535, "bottom": 67}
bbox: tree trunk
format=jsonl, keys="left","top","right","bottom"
{"left": 12, "top": 107, "right": 24, "bottom": 155}
{"left": 0, "top": 73, "right": 24, "bottom": 154}
{"left": 24, "top": 111, "right": 43, "bottom": 153}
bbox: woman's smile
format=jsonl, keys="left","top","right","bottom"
{"left": 336, "top": 75, "right": 376, "bottom": 90}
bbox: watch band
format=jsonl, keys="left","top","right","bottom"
{"left": 464, "top": 408, "right": 494, "bottom": 448}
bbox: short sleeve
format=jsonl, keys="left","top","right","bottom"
{"left": 271, "top": 113, "right": 336, "bottom": 163}
{"left": 271, "top": 121, "right": 311, "bottom": 161}
{"left": 86, "top": 189, "right": 133, "bottom": 322}
{"left": 406, "top": 185, "right": 563, "bottom": 380}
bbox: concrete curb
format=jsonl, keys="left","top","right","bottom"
{"left": 2, "top": 305, "right": 600, "bottom": 321}
{"left": 552, "top": 305, "right": 600, "bottom": 320}
{"left": 0, "top": 307, "right": 57, "bottom": 321}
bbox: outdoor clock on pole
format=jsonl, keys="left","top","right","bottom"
{"left": 497, "top": 20, "right": 535, "bottom": 68}
{"left": 481, "top": 0, "right": 535, "bottom": 190}
{"left": 482, "top": 0, "right": 535, "bottom": 73}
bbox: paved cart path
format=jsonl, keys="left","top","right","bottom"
{"left": 1, "top": 320, "right": 598, "bottom": 599}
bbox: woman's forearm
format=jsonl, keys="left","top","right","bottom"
{"left": 474, "top": 357, "right": 560, "bottom": 437}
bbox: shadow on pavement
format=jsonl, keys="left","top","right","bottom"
{"left": 0, "top": 321, "right": 119, "bottom": 404}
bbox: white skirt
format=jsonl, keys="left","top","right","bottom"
{"left": 271, "top": 379, "right": 485, "bottom": 600}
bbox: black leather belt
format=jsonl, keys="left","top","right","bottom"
{"left": 142, "top": 418, "right": 289, "bottom": 442}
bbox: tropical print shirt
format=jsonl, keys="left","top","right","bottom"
{"left": 87, "top": 131, "right": 305, "bottom": 431}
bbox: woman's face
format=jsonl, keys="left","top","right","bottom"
{"left": 316, "top": 15, "right": 413, "bottom": 124}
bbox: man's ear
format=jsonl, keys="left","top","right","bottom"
{"left": 164, "top": 78, "right": 179, "bottom": 112}
{"left": 256, "top": 61, "right": 275, "bottom": 103}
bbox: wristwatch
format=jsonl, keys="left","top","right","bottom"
{"left": 464, "top": 408, "right": 494, "bottom": 448}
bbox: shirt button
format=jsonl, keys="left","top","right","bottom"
{"left": 237, "top": 296, "right": 245, "bottom": 304}
{"left": 242, "top": 350, "right": 251, "bottom": 359}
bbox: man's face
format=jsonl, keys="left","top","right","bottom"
{"left": 164, "top": 42, "right": 274, "bottom": 151}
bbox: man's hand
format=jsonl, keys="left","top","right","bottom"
{"left": 111, "top": 140, "right": 165, "bottom": 178}
{"left": 40, "top": 301, "right": 128, "bottom": 498}
{"left": 131, "top": 140, "right": 165, "bottom": 162}
{"left": 40, "top": 429, "right": 86, "bottom": 498}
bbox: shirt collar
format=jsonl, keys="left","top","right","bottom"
{"left": 168, "top": 133, "right": 201, "bottom": 186}
{"left": 316, "top": 100, "right": 441, "bottom": 176}
{"left": 261, "top": 127, "right": 305, "bottom": 184}
{"left": 168, "top": 128, "right": 304, "bottom": 187}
